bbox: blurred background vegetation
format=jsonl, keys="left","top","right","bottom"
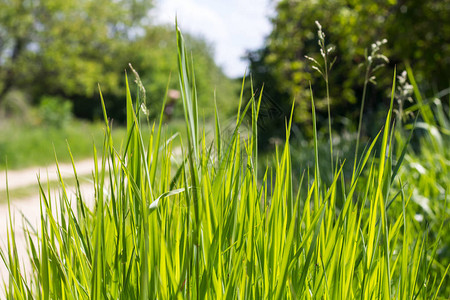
{"left": 0, "top": 0, "right": 448, "bottom": 291}
{"left": 0, "top": 0, "right": 449, "bottom": 167}
{"left": 0, "top": 0, "right": 238, "bottom": 120}
{"left": 245, "top": 0, "right": 449, "bottom": 147}
{"left": 0, "top": 0, "right": 238, "bottom": 169}
{"left": 244, "top": 0, "right": 449, "bottom": 277}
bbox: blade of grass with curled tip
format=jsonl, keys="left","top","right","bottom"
{"left": 176, "top": 23, "right": 202, "bottom": 296}
{"left": 176, "top": 23, "right": 198, "bottom": 162}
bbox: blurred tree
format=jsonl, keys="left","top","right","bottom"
{"left": 0, "top": 0, "right": 238, "bottom": 122}
{"left": 0, "top": 0, "right": 151, "bottom": 103}
{"left": 247, "top": 0, "right": 450, "bottom": 145}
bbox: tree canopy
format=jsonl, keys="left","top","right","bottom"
{"left": 247, "top": 0, "right": 450, "bottom": 143}
{"left": 1, "top": 0, "right": 150, "bottom": 97}
{"left": 0, "top": 0, "right": 237, "bottom": 122}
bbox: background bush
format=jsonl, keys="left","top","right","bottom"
{"left": 38, "top": 96, "right": 73, "bottom": 128}
{"left": 246, "top": 0, "right": 450, "bottom": 144}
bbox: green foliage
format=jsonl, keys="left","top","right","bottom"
{"left": 0, "top": 90, "right": 31, "bottom": 120}
{"left": 1, "top": 27, "right": 448, "bottom": 299}
{"left": 0, "top": 120, "right": 125, "bottom": 170}
{"left": 247, "top": 0, "right": 450, "bottom": 141}
{"left": 0, "top": 0, "right": 151, "bottom": 99}
{"left": 38, "top": 96, "right": 73, "bottom": 128}
{"left": 393, "top": 68, "right": 450, "bottom": 290}
{"left": 0, "top": 0, "right": 238, "bottom": 122}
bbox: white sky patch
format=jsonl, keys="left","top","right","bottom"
{"left": 152, "top": 0, "right": 275, "bottom": 78}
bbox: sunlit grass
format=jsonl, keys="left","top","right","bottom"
{"left": 1, "top": 26, "right": 448, "bottom": 299}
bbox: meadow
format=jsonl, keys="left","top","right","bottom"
{"left": 1, "top": 26, "right": 448, "bottom": 299}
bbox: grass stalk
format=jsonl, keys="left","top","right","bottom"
{"left": 0, "top": 25, "right": 447, "bottom": 299}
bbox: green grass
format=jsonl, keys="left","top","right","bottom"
{"left": 0, "top": 118, "right": 187, "bottom": 171}
{"left": 392, "top": 65, "right": 450, "bottom": 293}
{"left": 1, "top": 26, "right": 448, "bottom": 299}
{"left": 0, "top": 120, "right": 125, "bottom": 170}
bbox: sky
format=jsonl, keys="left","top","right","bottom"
{"left": 153, "top": 0, "right": 276, "bottom": 78}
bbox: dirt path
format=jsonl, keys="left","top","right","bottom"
{"left": 0, "top": 160, "right": 100, "bottom": 293}
{"left": 0, "top": 159, "right": 98, "bottom": 191}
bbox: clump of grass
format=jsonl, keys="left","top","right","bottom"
{"left": 393, "top": 64, "right": 450, "bottom": 294}
{"left": 1, "top": 26, "right": 448, "bottom": 299}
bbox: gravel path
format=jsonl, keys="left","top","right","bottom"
{"left": 0, "top": 159, "right": 100, "bottom": 292}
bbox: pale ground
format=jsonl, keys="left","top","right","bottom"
{"left": 0, "top": 159, "right": 100, "bottom": 294}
